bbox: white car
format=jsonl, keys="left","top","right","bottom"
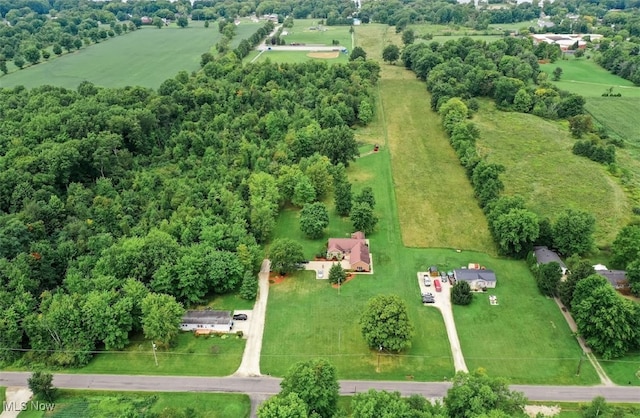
{"left": 317, "top": 270, "right": 324, "bottom": 279}
{"left": 423, "top": 275, "right": 431, "bottom": 286}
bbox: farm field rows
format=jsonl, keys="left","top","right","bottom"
{"left": 0, "top": 25, "right": 222, "bottom": 90}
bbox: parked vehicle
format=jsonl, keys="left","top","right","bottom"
{"left": 423, "top": 274, "right": 431, "bottom": 286}
{"left": 434, "top": 279, "right": 442, "bottom": 292}
{"left": 233, "top": 314, "right": 248, "bottom": 320}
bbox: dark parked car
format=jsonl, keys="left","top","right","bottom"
{"left": 233, "top": 314, "right": 248, "bottom": 320}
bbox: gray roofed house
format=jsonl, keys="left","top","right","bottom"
{"left": 533, "top": 246, "right": 568, "bottom": 275}
{"left": 453, "top": 269, "right": 497, "bottom": 290}
{"left": 595, "top": 269, "right": 628, "bottom": 290}
{"left": 181, "top": 310, "right": 233, "bottom": 333}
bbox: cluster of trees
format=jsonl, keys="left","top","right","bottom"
{"left": 611, "top": 224, "right": 640, "bottom": 296}
{"left": 438, "top": 99, "right": 596, "bottom": 259}
{"left": 595, "top": 38, "right": 640, "bottom": 85}
{"left": 0, "top": 52, "right": 378, "bottom": 367}
{"left": 402, "top": 36, "right": 585, "bottom": 120}
{"left": 0, "top": 4, "right": 137, "bottom": 74}
{"left": 259, "top": 362, "right": 529, "bottom": 418}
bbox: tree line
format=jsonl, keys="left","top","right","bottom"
{"left": 0, "top": 54, "right": 379, "bottom": 367}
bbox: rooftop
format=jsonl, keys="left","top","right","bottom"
{"left": 182, "top": 310, "right": 232, "bottom": 325}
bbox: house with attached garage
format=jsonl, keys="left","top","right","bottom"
{"left": 181, "top": 310, "right": 233, "bottom": 334}
{"left": 533, "top": 246, "right": 568, "bottom": 276}
{"left": 327, "top": 231, "right": 371, "bottom": 272}
{"left": 453, "top": 268, "right": 497, "bottom": 291}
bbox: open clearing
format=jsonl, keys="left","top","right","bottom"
{"left": 473, "top": 100, "right": 630, "bottom": 247}
{"left": 307, "top": 51, "right": 340, "bottom": 58}
{"left": 17, "top": 390, "right": 249, "bottom": 418}
{"left": 65, "top": 332, "right": 245, "bottom": 376}
{"left": 600, "top": 352, "right": 640, "bottom": 386}
{"left": 283, "top": 19, "right": 352, "bottom": 48}
{"left": 540, "top": 57, "right": 640, "bottom": 98}
{"left": 252, "top": 50, "right": 348, "bottom": 64}
{"left": 0, "top": 25, "right": 222, "bottom": 89}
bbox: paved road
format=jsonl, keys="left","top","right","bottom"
{"left": 1, "top": 373, "right": 639, "bottom": 403}
{"left": 417, "top": 272, "right": 468, "bottom": 373}
{"left": 234, "top": 259, "right": 270, "bottom": 377}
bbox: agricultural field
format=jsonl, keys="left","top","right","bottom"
{"left": 0, "top": 24, "right": 223, "bottom": 90}
{"left": 473, "top": 100, "right": 630, "bottom": 247}
{"left": 63, "top": 332, "right": 245, "bottom": 376}
{"left": 540, "top": 57, "right": 640, "bottom": 98}
{"left": 17, "top": 390, "right": 250, "bottom": 418}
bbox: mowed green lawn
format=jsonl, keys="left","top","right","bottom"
{"left": 17, "top": 390, "right": 249, "bottom": 418}
{"left": 67, "top": 332, "right": 244, "bottom": 376}
{"left": 540, "top": 57, "right": 640, "bottom": 98}
{"left": 0, "top": 26, "right": 222, "bottom": 90}
{"left": 453, "top": 260, "right": 599, "bottom": 385}
{"left": 252, "top": 50, "right": 349, "bottom": 64}
{"left": 473, "top": 101, "right": 630, "bottom": 247}
{"left": 599, "top": 352, "right": 640, "bottom": 386}
{"left": 379, "top": 76, "right": 495, "bottom": 252}
{"left": 262, "top": 150, "right": 455, "bottom": 381}
{"left": 285, "top": 19, "right": 353, "bottom": 48}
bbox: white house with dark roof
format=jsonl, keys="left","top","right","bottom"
{"left": 181, "top": 310, "right": 233, "bottom": 333}
{"left": 533, "top": 246, "right": 568, "bottom": 275}
{"left": 453, "top": 269, "right": 497, "bottom": 291}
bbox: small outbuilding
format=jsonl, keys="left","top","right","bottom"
{"left": 181, "top": 310, "right": 233, "bottom": 333}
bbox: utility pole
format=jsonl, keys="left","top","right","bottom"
{"left": 576, "top": 352, "right": 584, "bottom": 376}
{"left": 152, "top": 342, "right": 158, "bottom": 366}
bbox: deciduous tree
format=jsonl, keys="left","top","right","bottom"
{"left": 445, "top": 370, "right": 527, "bottom": 418}
{"left": 552, "top": 209, "right": 595, "bottom": 257}
{"left": 360, "top": 295, "right": 414, "bottom": 352}
{"left": 258, "top": 393, "right": 308, "bottom": 418}
{"left": 352, "top": 390, "right": 412, "bottom": 418}
{"left": 350, "top": 202, "right": 378, "bottom": 234}
{"left": 280, "top": 358, "right": 339, "bottom": 418}
{"left": 611, "top": 224, "right": 640, "bottom": 269}
{"left": 493, "top": 208, "right": 539, "bottom": 257}
{"left": 350, "top": 46, "right": 367, "bottom": 61}
{"left": 28, "top": 371, "right": 56, "bottom": 402}
{"left": 269, "top": 238, "right": 304, "bottom": 275}
{"left": 140, "top": 293, "right": 185, "bottom": 347}
{"left": 536, "top": 261, "right": 562, "bottom": 297}
{"left": 382, "top": 44, "right": 400, "bottom": 64}
{"left": 300, "top": 202, "right": 329, "bottom": 239}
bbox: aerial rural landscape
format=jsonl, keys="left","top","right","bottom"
{"left": 1, "top": 0, "right": 640, "bottom": 416}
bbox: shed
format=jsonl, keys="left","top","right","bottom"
{"left": 429, "top": 266, "right": 439, "bottom": 276}
{"left": 181, "top": 310, "right": 233, "bottom": 333}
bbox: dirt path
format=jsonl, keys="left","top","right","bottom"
{"left": 234, "top": 259, "right": 270, "bottom": 377}
{"left": 554, "top": 297, "right": 614, "bottom": 386}
{"left": 0, "top": 387, "right": 33, "bottom": 418}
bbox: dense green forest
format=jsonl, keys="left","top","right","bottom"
{"left": 0, "top": 56, "right": 379, "bottom": 367}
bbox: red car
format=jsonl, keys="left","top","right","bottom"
{"left": 434, "top": 279, "right": 442, "bottom": 292}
